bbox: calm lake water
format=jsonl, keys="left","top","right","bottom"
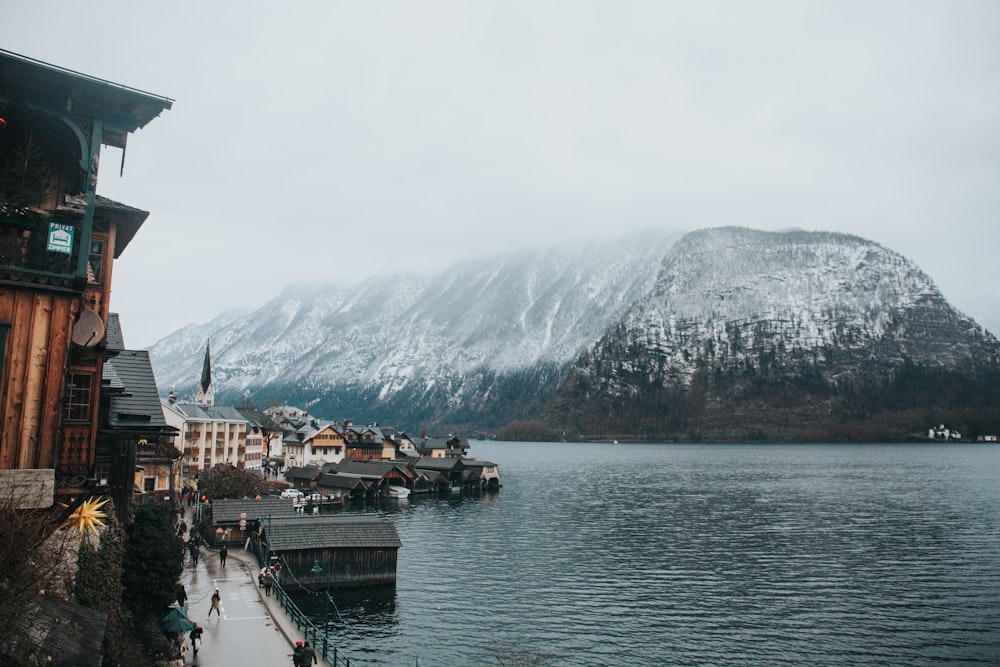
{"left": 304, "top": 442, "right": 1000, "bottom": 666}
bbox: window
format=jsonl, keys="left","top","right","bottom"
{"left": 87, "top": 237, "right": 105, "bottom": 284}
{"left": 64, "top": 373, "right": 93, "bottom": 421}
{"left": 96, "top": 463, "right": 110, "bottom": 486}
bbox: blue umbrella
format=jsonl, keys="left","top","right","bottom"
{"left": 161, "top": 606, "right": 196, "bottom": 633}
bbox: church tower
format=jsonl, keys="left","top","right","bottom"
{"left": 195, "top": 340, "right": 214, "bottom": 406}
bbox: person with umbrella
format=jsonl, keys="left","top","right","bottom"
{"left": 161, "top": 606, "right": 196, "bottom": 634}
{"left": 161, "top": 606, "right": 195, "bottom": 660}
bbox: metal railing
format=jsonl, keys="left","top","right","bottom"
{"left": 250, "top": 543, "right": 358, "bottom": 666}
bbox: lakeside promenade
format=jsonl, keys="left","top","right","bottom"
{"left": 177, "top": 508, "right": 329, "bottom": 667}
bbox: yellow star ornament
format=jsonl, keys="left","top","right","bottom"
{"left": 61, "top": 496, "right": 110, "bottom": 537}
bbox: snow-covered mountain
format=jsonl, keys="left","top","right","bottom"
{"left": 149, "top": 230, "right": 682, "bottom": 419}
{"left": 149, "top": 226, "right": 999, "bottom": 439}
{"left": 551, "top": 227, "right": 1000, "bottom": 440}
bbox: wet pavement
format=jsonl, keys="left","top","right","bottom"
{"left": 175, "top": 508, "right": 327, "bottom": 667}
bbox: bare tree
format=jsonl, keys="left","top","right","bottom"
{"left": 0, "top": 493, "right": 75, "bottom": 662}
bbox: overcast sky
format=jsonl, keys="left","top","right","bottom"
{"left": 4, "top": 1, "right": 999, "bottom": 347}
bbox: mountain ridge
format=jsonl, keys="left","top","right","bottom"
{"left": 547, "top": 227, "right": 999, "bottom": 441}
{"left": 149, "top": 230, "right": 681, "bottom": 410}
{"left": 148, "top": 227, "right": 1000, "bottom": 440}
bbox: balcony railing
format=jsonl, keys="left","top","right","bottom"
{"left": 0, "top": 208, "right": 83, "bottom": 288}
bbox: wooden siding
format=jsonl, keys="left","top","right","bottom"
{"left": 261, "top": 516, "right": 401, "bottom": 589}
{"left": 0, "top": 288, "right": 77, "bottom": 471}
{"left": 282, "top": 546, "right": 398, "bottom": 589}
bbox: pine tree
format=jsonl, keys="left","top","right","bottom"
{"left": 0, "top": 133, "right": 51, "bottom": 210}
{"left": 75, "top": 503, "right": 130, "bottom": 667}
{"left": 122, "top": 502, "right": 184, "bottom": 618}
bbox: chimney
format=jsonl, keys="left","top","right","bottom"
{"left": 168, "top": 391, "right": 177, "bottom": 404}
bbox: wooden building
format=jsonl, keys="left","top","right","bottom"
{"left": 315, "top": 471, "right": 371, "bottom": 500}
{"left": 412, "top": 456, "right": 466, "bottom": 490}
{"left": 461, "top": 459, "right": 501, "bottom": 491}
{"left": 102, "top": 314, "right": 179, "bottom": 513}
{"left": 0, "top": 49, "right": 171, "bottom": 506}
{"left": 210, "top": 497, "right": 302, "bottom": 547}
{"left": 259, "top": 516, "right": 401, "bottom": 590}
{"left": 325, "top": 459, "right": 417, "bottom": 490}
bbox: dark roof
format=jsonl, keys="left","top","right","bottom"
{"left": 167, "top": 403, "right": 247, "bottom": 422}
{"left": 329, "top": 460, "right": 414, "bottom": 479}
{"left": 285, "top": 466, "right": 322, "bottom": 482}
{"left": 104, "top": 350, "right": 169, "bottom": 429}
{"left": 415, "top": 437, "right": 449, "bottom": 450}
{"left": 236, "top": 405, "right": 280, "bottom": 430}
{"left": 316, "top": 473, "right": 370, "bottom": 490}
{"left": 105, "top": 313, "right": 125, "bottom": 351}
{"left": 415, "top": 436, "right": 470, "bottom": 452}
{"left": 412, "top": 457, "right": 464, "bottom": 472}
{"left": 95, "top": 196, "right": 150, "bottom": 259}
{"left": 199, "top": 341, "right": 212, "bottom": 394}
{"left": 0, "top": 49, "right": 173, "bottom": 140}
{"left": 211, "top": 498, "right": 301, "bottom": 524}
{"left": 414, "top": 469, "right": 447, "bottom": 483}
{"left": 101, "top": 357, "right": 125, "bottom": 393}
{"left": 11, "top": 593, "right": 109, "bottom": 667}
{"left": 265, "top": 516, "right": 401, "bottom": 551}
{"left": 462, "top": 459, "right": 498, "bottom": 469}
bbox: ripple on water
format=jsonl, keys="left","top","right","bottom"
{"left": 316, "top": 443, "right": 1000, "bottom": 666}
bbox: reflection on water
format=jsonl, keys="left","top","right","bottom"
{"left": 294, "top": 585, "right": 398, "bottom": 643}
{"left": 307, "top": 443, "right": 1000, "bottom": 666}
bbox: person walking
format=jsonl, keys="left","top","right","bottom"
{"left": 175, "top": 583, "right": 187, "bottom": 608}
{"left": 208, "top": 589, "right": 221, "bottom": 618}
{"left": 299, "top": 640, "right": 318, "bottom": 665}
{"left": 188, "top": 535, "right": 200, "bottom": 564}
{"left": 189, "top": 624, "right": 203, "bottom": 654}
{"left": 262, "top": 570, "right": 274, "bottom": 597}
{"left": 219, "top": 544, "right": 228, "bottom": 567}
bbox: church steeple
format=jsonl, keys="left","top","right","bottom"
{"left": 195, "top": 340, "right": 214, "bottom": 406}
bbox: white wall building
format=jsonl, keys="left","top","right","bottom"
{"left": 162, "top": 400, "right": 251, "bottom": 481}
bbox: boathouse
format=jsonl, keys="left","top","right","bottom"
{"left": 209, "top": 497, "right": 301, "bottom": 546}
{"left": 462, "top": 459, "right": 501, "bottom": 491}
{"left": 325, "top": 459, "right": 417, "bottom": 491}
{"left": 315, "top": 472, "right": 372, "bottom": 500}
{"left": 284, "top": 465, "right": 323, "bottom": 491}
{"left": 258, "top": 516, "right": 401, "bottom": 589}
{"left": 412, "top": 456, "right": 466, "bottom": 489}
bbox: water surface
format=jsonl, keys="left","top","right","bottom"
{"left": 307, "top": 442, "right": 1000, "bottom": 666}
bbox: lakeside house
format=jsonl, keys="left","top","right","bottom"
{"left": 207, "top": 499, "right": 402, "bottom": 589}
{"left": 281, "top": 454, "right": 501, "bottom": 498}
{"left": 257, "top": 516, "right": 402, "bottom": 590}
{"left": 928, "top": 424, "right": 962, "bottom": 441}
{"left": 209, "top": 497, "right": 302, "bottom": 547}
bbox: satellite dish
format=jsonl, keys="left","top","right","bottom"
{"left": 71, "top": 308, "right": 105, "bottom": 347}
